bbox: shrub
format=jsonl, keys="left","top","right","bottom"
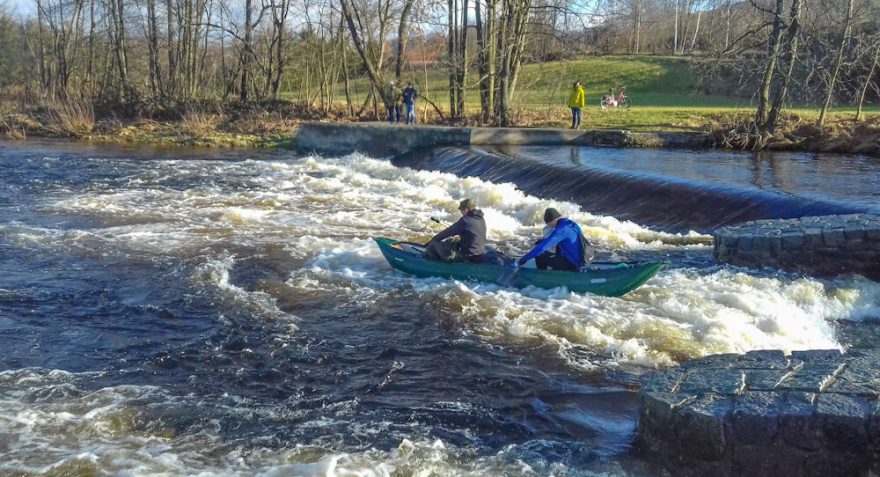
{"left": 48, "top": 97, "right": 95, "bottom": 137}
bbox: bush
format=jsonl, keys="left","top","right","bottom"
{"left": 48, "top": 97, "right": 95, "bottom": 137}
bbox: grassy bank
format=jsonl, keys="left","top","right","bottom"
{"left": 2, "top": 56, "right": 878, "bottom": 152}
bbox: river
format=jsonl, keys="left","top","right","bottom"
{"left": 0, "top": 141, "right": 878, "bottom": 476}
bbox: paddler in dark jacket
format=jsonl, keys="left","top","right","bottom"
{"left": 424, "top": 198, "right": 487, "bottom": 263}
{"left": 518, "top": 208, "right": 593, "bottom": 271}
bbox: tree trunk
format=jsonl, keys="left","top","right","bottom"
{"left": 339, "top": 0, "right": 389, "bottom": 107}
{"left": 395, "top": 0, "right": 415, "bottom": 80}
{"left": 475, "top": 0, "right": 490, "bottom": 123}
{"left": 447, "top": 0, "right": 457, "bottom": 118}
{"left": 147, "top": 0, "right": 162, "bottom": 97}
{"left": 856, "top": 41, "right": 880, "bottom": 121}
{"left": 766, "top": 0, "right": 802, "bottom": 131}
{"left": 673, "top": 0, "right": 679, "bottom": 54}
{"left": 165, "top": 0, "right": 176, "bottom": 97}
{"left": 110, "top": 0, "right": 128, "bottom": 97}
{"left": 689, "top": 3, "right": 701, "bottom": 52}
{"left": 755, "top": 0, "right": 786, "bottom": 128}
{"left": 456, "top": 0, "right": 468, "bottom": 118}
{"left": 240, "top": 0, "right": 253, "bottom": 102}
{"left": 817, "top": 0, "right": 854, "bottom": 128}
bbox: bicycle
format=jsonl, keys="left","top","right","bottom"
{"left": 600, "top": 91, "right": 631, "bottom": 111}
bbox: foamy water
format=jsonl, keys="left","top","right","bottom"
{"left": 0, "top": 144, "right": 877, "bottom": 475}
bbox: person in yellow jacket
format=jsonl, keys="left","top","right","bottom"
{"left": 567, "top": 81, "right": 586, "bottom": 129}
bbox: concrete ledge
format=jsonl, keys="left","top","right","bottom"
{"left": 636, "top": 349, "right": 880, "bottom": 476}
{"left": 714, "top": 214, "right": 880, "bottom": 281}
{"left": 295, "top": 122, "right": 716, "bottom": 156}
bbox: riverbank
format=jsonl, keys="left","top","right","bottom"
{"left": 1, "top": 102, "right": 878, "bottom": 154}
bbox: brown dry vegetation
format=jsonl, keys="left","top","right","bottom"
{"left": 1, "top": 95, "right": 878, "bottom": 154}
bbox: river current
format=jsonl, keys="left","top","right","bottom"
{"left": 0, "top": 141, "right": 878, "bottom": 476}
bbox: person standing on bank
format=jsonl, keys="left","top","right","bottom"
{"left": 423, "top": 199, "right": 487, "bottom": 263}
{"left": 402, "top": 82, "right": 418, "bottom": 125}
{"left": 568, "top": 81, "right": 586, "bottom": 130}
{"left": 518, "top": 208, "right": 594, "bottom": 271}
{"left": 385, "top": 81, "right": 402, "bottom": 124}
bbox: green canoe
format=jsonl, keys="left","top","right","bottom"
{"left": 374, "top": 237, "right": 663, "bottom": 297}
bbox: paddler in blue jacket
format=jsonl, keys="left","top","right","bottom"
{"left": 518, "top": 208, "right": 593, "bottom": 271}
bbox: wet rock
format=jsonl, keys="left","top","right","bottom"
{"left": 637, "top": 349, "right": 880, "bottom": 475}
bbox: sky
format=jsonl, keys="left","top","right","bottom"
{"left": 4, "top": 0, "right": 35, "bottom": 16}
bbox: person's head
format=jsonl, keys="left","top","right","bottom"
{"left": 389, "top": 81, "right": 395, "bottom": 86}
{"left": 573, "top": 81, "right": 580, "bottom": 88}
{"left": 407, "top": 81, "right": 414, "bottom": 87}
{"left": 458, "top": 198, "right": 477, "bottom": 214}
{"left": 543, "top": 207, "right": 562, "bottom": 227}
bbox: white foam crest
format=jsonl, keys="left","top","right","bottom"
{"left": 395, "top": 266, "right": 873, "bottom": 368}
{"left": 192, "top": 254, "right": 296, "bottom": 326}
{"left": 252, "top": 438, "right": 617, "bottom": 477}
{"left": 32, "top": 153, "right": 706, "bottom": 263}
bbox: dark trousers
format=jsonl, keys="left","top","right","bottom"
{"left": 535, "top": 252, "right": 578, "bottom": 271}
{"left": 462, "top": 254, "right": 484, "bottom": 264}
{"left": 387, "top": 105, "right": 402, "bottom": 123}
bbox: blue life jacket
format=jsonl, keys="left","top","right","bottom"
{"left": 521, "top": 218, "right": 587, "bottom": 268}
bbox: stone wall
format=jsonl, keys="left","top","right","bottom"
{"left": 636, "top": 349, "right": 880, "bottom": 476}
{"left": 714, "top": 214, "right": 880, "bottom": 281}
{"left": 295, "top": 123, "right": 716, "bottom": 156}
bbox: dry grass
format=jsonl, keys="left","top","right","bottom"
{"left": 180, "top": 110, "right": 222, "bottom": 136}
{"left": 0, "top": 115, "right": 27, "bottom": 139}
{"left": 48, "top": 97, "right": 95, "bottom": 137}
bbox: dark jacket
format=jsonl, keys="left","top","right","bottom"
{"left": 402, "top": 86, "right": 417, "bottom": 105}
{"left": 431, "top": 209, "right": 486, "bottom": 258}
{"left": 521, "top": 218, "right": 584, "bottom": 267}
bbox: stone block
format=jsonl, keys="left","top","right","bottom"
{"left": 780, "top": 232, "right": 806, "bottom": 251}
{"left": 866, "top": 228, "right": 880, "bottom": 241}
{"left": 768, "top": 235, "right": 783, "bottom": 256}
{"left": 751, "top": 234, "right": 770, "bottom": 251}
{"left": 738, "top": 349, "right": 788, "bottom": 369}
{"left": 815, "top": 393, "right": 870, "bottom": 453}
{"left": 738, "top": 235, "right": 754, "bottom": 251}
{"left": 682, "top": 353, "right": 739, "bottom": 370}
{"left": 730, "top": 391, "right": 783, "bottom": 444}
{"left": 731, "top": 444, "right": 806, "bottom": 476}
{"left": 679, "top": 368, "right": 746, "bottom": 395}
{"left": 640, "top": 368, "right": 685, "bottom": 394}
{"left": 775, "top": 364, "right": 843, "bottom": 393}
{"left": 672, "top": 394, "right": 734, "bottom": 460}
{"left": 802, "top": 451, "right": 870, "bottom": 477}
{"left": 843, "top": 239, "right": 865, "bottom": 252}
{"left": 822, "top": 228, "right": 846, "bottom": 248}
{"left": 843, "top": 227, "right": 867, "bottom": 241}
{"left": 778, "top": 392, "right": 823, "bottom": 450}
{"left": 714, "top": 242, "right": 728, "bottom": 261}
{"left": 743, "top": 369, "right": 789, "bottom": 391}
{"left": 822, "top": 376, "right": 879, "bottom": 397}
{"left": 870, "top": 400, "right": 880, "bottom": 458}
{"left": 639, "top": 391, "right": 697, "bottom": 432}
{"left": 803, "top": 228, "right": 824, "bottom": 247}
{"left": 790, "top": 349, "right": 843, "bottom": 363}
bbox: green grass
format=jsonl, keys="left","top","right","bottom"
{"left": 295, "top": 55, "right": 879, "bottom": 131}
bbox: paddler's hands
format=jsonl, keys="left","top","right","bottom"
{"left": 517, "top": 257, "right": 527, "bottom": 267}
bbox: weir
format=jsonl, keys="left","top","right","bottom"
{"left": 295, "top": 122, "right": 716, "bottom": 156}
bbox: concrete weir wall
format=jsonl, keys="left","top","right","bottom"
{"left": 295, "top": 122, "right": 716, "bottom": 156}
{"left": 714, "top": 214, "right": 880, "bottom": 281}
{"left": 637, "top": 349, "right": 880, "bottom": 476}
